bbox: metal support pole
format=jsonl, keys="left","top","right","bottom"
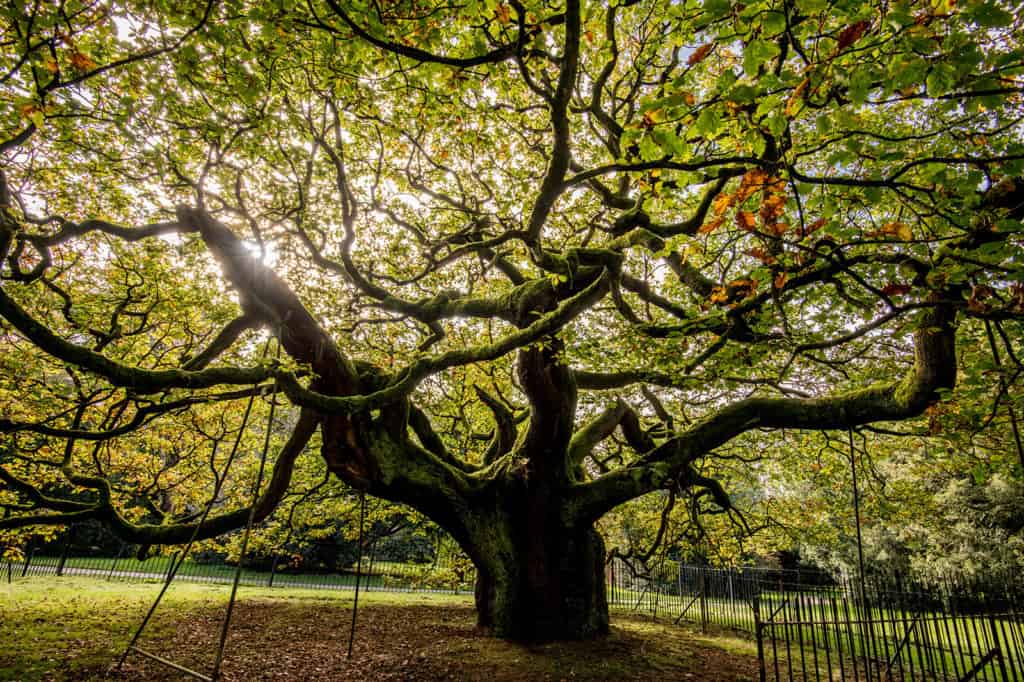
{"left": 347, "top": 491, "right": 367, "bottom": 659}
{"left": 268, "top": 555, "right": 279, "bottom": 588}
{"left": 165, "top": 551, "right": 179, "bottom": 585}
{"left": 985, "top": 320, "right": 1024, "bottom": 474}
{"left": 21, "top": 542, "right": 33, "bottom": 577}
{"left": 107, "top": 543, "right": 126, "bottom": 581}
{"left": 211, "top": 374, "right": 281, "bottom": 681}
{"left": 848, "top": 431, "right": 868, "bottom": 604}
{"left": 753, "top": 595, "right": 767, "bottom": 682}
{"left": 56, "top": 525, "right": 74, "bottom": 577}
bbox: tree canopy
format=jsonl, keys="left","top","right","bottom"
{"left": 1, "top": 0, "right": 1023, "bottom": 639}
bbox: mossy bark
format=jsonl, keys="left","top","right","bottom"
{"left": 464, "top": 494, "right": 609, "bottom": 641}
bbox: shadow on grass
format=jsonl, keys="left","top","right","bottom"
{"left": 0, "top": 577, "right": 760, "bottom": 681}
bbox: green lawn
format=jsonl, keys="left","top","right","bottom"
{"left": 5, "top": 567, "right": 1015, "bottom": 680}
{"left": 0, "top": 577, "right": 762, "bottom": 681}
{"left": 0, "top": 577, "right": 469, "bottom": 681}
{"left": 11, "top": 555, "right": 472, "bottom": 592}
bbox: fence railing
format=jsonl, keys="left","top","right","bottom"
{"left": 6, "top": 527, "right": 1023, "bottom": 680}
{"left": 605, "top": 558, "right": 1024, "bottom": 681}
{"left": 2, "top": 529, "right": 477, "bottom": 594}
{"left": 752, "top": 578, "right": 1024, "bottom": 682}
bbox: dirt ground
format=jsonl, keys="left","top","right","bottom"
{"left": 93, "top": 600, "right": 760, "bottom": 681}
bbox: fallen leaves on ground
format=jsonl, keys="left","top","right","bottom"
{"left": 45, "top": 599, "right": 763, "bottom": 681}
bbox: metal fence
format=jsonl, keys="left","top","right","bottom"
{"left": 2, "top": 524, "right": 477, "bottom": 594}
{"left": 754, "top": 576, "right": 1024, "bottom": 682}
{"left": 5, "top": 525, "right": 1024, "bottom": 680}
{"left": 605, "top": 558, "right": 1024, "bottom": 681}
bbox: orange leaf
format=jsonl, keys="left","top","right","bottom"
{"left": 698, "top": 217, "right": 726, "bottom": 234}
{"left": 785, "top": 78, "right": 809, "bottom": 118}
{"left": 801, "top": 217, "right": 828, "bottom": 237}
{"left": 836, "top": 20, "right": 871, "bottom": 52}
{"left": 69, "top": 50, "right": 97, "bottom": 71}
{"left": 688, "top": 43, "right": 714, "bottom": 67}
{"left": 774, "top": 272, "right": 788, "bottom": 290}
{"left": 746, "top": 247, "right": 776, "bottom": 264}
{"left": 712, "top": 192, "right": 735, "bottom": 215}
{"left": 759, "top": 193, "right": 787, "bottom": 224}
{"left": 881, "top": 282, "right": 912, "bottom": 297}
{"left": 735, "top": 210, "right": 757, "bottom": 231}
{"left": 495, "top": 3, "right": 511, "bottom": 24}
{"left": 737, "top": 168, "right": 769, "bottom": 202}
{"left": 728, "top": 278, "right": 758, "bottom": 299}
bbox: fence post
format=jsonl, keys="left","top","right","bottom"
{"left": 753, "top": 594, "right": 767, "bottom": 682}
{"left": 6, "top": 560, "right": 10, "bottom": 583}
{"left": 268, "top": 555, "right": 279, "bottom": 588}
{"left": 56, "top": 525, "right": 75, "bottom": 577}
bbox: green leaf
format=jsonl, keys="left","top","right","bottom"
{"left": 815, "top": 114, "right": 831, "bottom": 135}
{"left": 702, "top": 0, "right": 732, "bottom": 20}
{"left": 966, "top": 2, "right": 1014, "bottom": 28}
{"left": 926, "top": 64, "right": 956, "bottom": 97}
{"left": 693, "top": 107, "right": 721, "bottom": 137}
{"left": 848, "top": 69, "right": 873, "bottom": 105}
{"left": 743, "top": 40, "right": 781, "bottom": 77}
{"left": 638, "top": 133, "right": 662, "bottom": 161}
{"left": 728, "top": 84, "right": 759, "bottom": 103}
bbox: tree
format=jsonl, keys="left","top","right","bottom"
{"left": 1, "top": 0, "right": 1022, "bottom": 641}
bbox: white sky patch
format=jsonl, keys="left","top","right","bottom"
{"left": 242, "top": 239, "right": 279, "bottom": 268}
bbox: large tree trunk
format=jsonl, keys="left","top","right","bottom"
{"left": 466, "top": 497, "right": 609, "bottom": 641}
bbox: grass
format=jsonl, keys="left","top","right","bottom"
{"left": 15, "top": 555, "right": 472, "bottom": 592}
{"left": 7, "top": 569, "right": 1013, "bottom": 680}
{"left": 0, "top": 577, "right": 468, "bottom": 681}
{"left": 0, "top": 576, "right": 761, "bottom": 681}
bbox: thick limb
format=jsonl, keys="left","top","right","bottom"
{"left": 0, "top": 409, "right": 319, "bottom": 544}
{"left": 569, "top": 302, "right": 957, "bottom": 522}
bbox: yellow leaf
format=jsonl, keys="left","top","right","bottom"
{"left": 883, "top": 221, "right": 913, "bottom": 240}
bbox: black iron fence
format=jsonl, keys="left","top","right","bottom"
{"left": 5, "top": 525, "right": 1023, "bottom": 680}
{"left": 753, "top": 576, "right": 1024, "bottom": 682}
{"left": 2, "top": 523, "right": 476, "bottom": 594}
{"left": 605, "top": 558, "right": 1024, "bottom": 681}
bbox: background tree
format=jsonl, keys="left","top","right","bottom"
{"left": 1, "top": 0, "right": 1023, "bottom": 640}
